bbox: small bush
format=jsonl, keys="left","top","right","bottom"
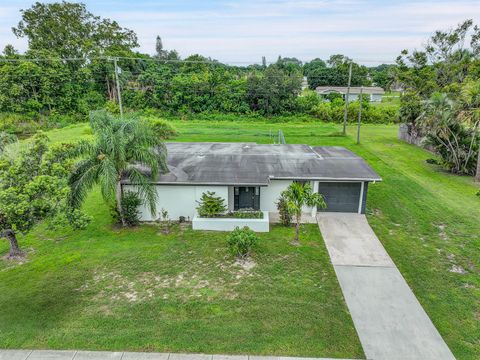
{"left": 121, "top": 191, "right": 142, "bottom": 226}
{"left": 196, "top": 191, "right": 227, "bottom": 217}
{"left": 148, "top": 118, "right": 178, "bottom": 139}
{"left": 226, "top": 226, "right": 259, "bottom": 259}
{"left": 276, "top": 193, "right": 292, "bottom": 226}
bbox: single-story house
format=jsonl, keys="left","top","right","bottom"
{"left": 315, "top": 86, "right": 385, "bottom": 102}
{"left": 122, "top": 142, "right": 381, "bottom": 223}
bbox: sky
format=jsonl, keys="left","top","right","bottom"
{"left": 0, "top": 0, "right": 479, "bottom": 65}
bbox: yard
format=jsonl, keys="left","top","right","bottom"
{"left": 1, "top": 119, "right": 479, "bottom": 359}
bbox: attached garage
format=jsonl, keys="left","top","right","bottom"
{"left": 317, "top": 182, "right": 368, "bottom": 214}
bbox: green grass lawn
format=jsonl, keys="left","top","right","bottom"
{"left": 1, "top": 119, "right": 479, "bottom": 359}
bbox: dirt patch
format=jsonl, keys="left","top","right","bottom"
{"left": 433, "top": 223, "right": 449, "bottom": 240}
{"left": 449, "top": 264, "right": 467, "bottom": 274}
{"left": 77, "top": 259, "right": 258, "bottom": 308}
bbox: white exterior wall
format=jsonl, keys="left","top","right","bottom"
{"left": 260, "top": 180, "right": 315, "bottom": 215}
{"left": 370, "top": 94, "right": 383, "bottom": 102}
{"left": 124, "top": 184, "right": 228, "bottom": 221}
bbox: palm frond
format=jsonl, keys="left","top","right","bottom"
{"left": 68, "top": 158, "right": 100, "bottom": 209}
{"left": 126, "top": 166, "right": 158, "bottom": 216}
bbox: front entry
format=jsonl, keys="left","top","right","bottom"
{"left": 234, "top": 187, "right": 260, "bottom": 210}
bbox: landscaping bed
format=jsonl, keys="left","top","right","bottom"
{"left": 192, "top": 211, "right": 269, "bottom": 232}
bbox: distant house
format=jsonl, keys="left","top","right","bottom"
{"left": 315, "top": 86, "right": 385, "bottom": 102}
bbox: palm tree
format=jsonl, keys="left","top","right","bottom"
{"left": 282, "top": 182, "right": 326, "bottom": 245}
{"left": 68, "top": 111, "right": 168, "bottom": 225}
{"left": 459, "top": 81, "right": 480, "bottom": 182}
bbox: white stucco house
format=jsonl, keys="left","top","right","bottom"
{"left": 122, "top": 142, "right": 381, "bottom": 230}
{"left": 315, "top": 86, "right": 385, "bottom": 102}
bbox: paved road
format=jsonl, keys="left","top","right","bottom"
{"left": 317, "top": 212, "right": 455, "bottom": 360}
{"left": 0, "top": 351, "right": 355, "bottom": 360}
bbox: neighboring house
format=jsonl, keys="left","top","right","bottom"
{"left": 123, "top": 142, "right": 381, "bottom": 222}
{"left": 315, "top": 86, "right": 385, "bottom": 102}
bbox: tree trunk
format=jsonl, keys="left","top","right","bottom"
{"left": 1, "top": 229, "right": 23, "bottom": 259}
{"left": 475, "top": 152, "right": 480, "bottom": 183}
{"left": 291, "top": 213, "right": 301, "bottom": 246}
{"left": 116, "top": 180, "right": 126, "bottom": 227}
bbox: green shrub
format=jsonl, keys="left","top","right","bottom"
{"left": 296, "top": 90, "right": 321, "bottom": 113}
{"left": 120, "top": 191, "right": 142, "bottom": 226}
{"left": 226, "top": 226, "right": 259, "bottom": 259}
{"left": 230, "top": 209, "right": 264, "bottom": 219}
{"left": 196, "top": 191, "right": 227, "bottom": 217}
{"left": 310, "top": 101, "right": 399, "bottom": 123}
{"left": 148, "top": 118, "right": 178, "bottom": 139}
{"left": 276, "top": 193, "right": 292, "bottom": 226}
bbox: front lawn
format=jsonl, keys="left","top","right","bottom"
{"left": 0, "top": 190, "right": 362, "bottom": 358}
{"left": 1, "top": 119, "right": 479, "bottom": 359}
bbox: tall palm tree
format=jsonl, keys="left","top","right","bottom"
{"left": 282, "top": 182, "right": 326, "bottom": 245}
{"left": 459, "top": 81, "right": 480, "bottom": 182}
{"left": 69, "top": 111, "right": 167, "bottom": 225}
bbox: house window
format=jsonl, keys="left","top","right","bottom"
{"left": 234, "top": 186, "right": 260, "bottom": 210}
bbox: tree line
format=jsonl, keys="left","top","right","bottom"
{"left": 0, "top": 1, "right": 390, "bottom": 122}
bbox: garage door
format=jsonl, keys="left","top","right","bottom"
{"left": 318, "top": 182, "right": 365, "bottom": 213}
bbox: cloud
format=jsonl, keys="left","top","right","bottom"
{"left": 0, "top": 0, "right": 479, "bottom": 64}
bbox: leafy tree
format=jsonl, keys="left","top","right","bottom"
{"left": 226, "top": 226, "right": 258, "bottom": 259}
{"left": 369, "top": 64, "right": 395, "bottom": 90}
{"left": 68, "top": 111, "right": 167, "bottom": 226}
{"left": 247, "top": 65, "right": 302, "bottom": 115}
{"left": 304, "top": 55, "right": 370, "bottom": 89}
{"left": 0, "top": 133, "right": 90, "bottom": 259}
{"left": 280, "top": 182, "right": 326, "bottom": 245}
{"left": 12, "top": 1, "right": 138, "bottom": 60}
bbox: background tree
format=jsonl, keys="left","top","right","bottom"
{"left": 0, "top": 133, "right": 89, "bottom": 259}
{"left": 280, "top": 182, "right": 326, "bottom": 245}
{"left": 304, "top": 55, "right": 370, "bottom": 89}
{"left": 68, "top": 111, "right": 168, "bottom": 226}
{"left": 12, "top": 1, "right": 138, "bottom": 60}
{"left": 246, "top": 65, "right": 302, "bottom": 115}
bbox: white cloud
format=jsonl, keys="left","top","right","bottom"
{"left": 0, "top": 0, "right": 479, "bottom": 64}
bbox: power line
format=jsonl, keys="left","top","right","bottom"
{"left": 0, "top": 55, "right": 397, "bottom": 65}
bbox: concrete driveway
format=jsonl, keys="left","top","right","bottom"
{"left": 317, "top": 212, "right": 455, "bottom": 360}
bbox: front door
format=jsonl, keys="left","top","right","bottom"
{"left": 234, "top": 187, "right": 260, "bottom": 210}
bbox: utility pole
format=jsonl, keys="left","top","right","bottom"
{"left": 475, "top": 152, "right": 480, "bottom": 182}
{"left": 343, "top": 61, "right": 353, "bottom": 135}
{"left": 357, "top": 86, "right": 363, "bottom": 144}
{"left": 113, "top": 57, "right": 123, "bottom": 118}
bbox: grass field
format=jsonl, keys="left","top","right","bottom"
{"left": 1, "top": 119, "right": 479, "bottom": 359}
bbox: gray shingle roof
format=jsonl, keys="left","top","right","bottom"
{"left": 125, "top": 142, "right": 381, "bottom": 185}
{"left": 315, "top": 86, "right": 385, "bottom": 95}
